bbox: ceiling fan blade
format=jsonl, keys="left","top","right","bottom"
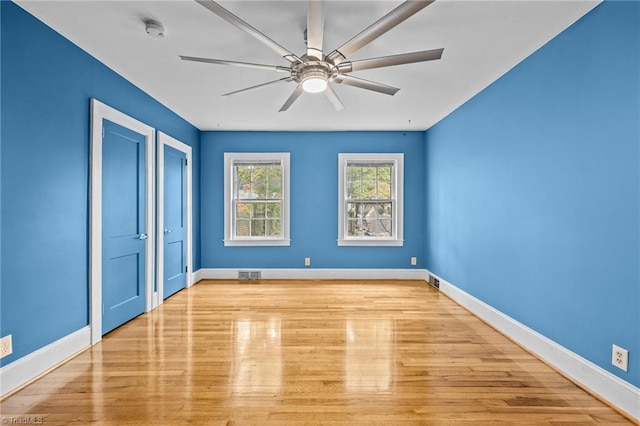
{"left": 306, "top": 0, "right": 325, "bottom": 60}
{"left": 196, "top": 0, "right": 302, "bottom": 64}
{"left": 326, "top": 1, "right": 434, "bottom": 65}
{"left": 180, "top": 56, "right": 291, "bottom": 73}
{"left": 324, "top": 85, "right": 344, "bottom": 111}
{"left": 223, "top": 77, "right": 292, "bottom": 97}
{"left": 336, "top": 48, "right": 443, "bottom": 73}
{"left": 333, "top": 75, "right": 399, "bottom": 96}
{"left": 279, "top": 85, "right": 304, "bottom": 112}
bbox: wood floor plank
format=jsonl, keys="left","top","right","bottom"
{"left": 0, "top": 279, "right": 633, "bottom": 425}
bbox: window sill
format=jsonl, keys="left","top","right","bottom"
{"left": 337, "top": 239, "right": 404, "bottom": 247}
{"left": 224, "top": 239, "right": 291, "bottom": 247}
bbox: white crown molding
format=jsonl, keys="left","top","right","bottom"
{"left": 0, "top": 326, "right": 90, "bottom": 399}
{"left": 426, "top": 269, "right": 639, "bottom": 422}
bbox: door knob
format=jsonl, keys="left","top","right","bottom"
{"left": 138, "top": 233, "right": 148, "bottom": 240}
{"left": 164, "top": 229, "right": 172, "bottom": 234}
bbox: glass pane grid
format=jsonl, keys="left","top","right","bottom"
{"left": 345, "top": 161, "right": 395, "bottom": 239}
{"left": 346, "top": 164, "right": 392, "bottom": 201}
{"left": 233, "top": 162, "right": 283, "bottom": 238}
{"left": 234, "top": 164, "right": 283, "bottom": 202}
{"left": 346, "top": 202, "right": 393, "bottom": 238}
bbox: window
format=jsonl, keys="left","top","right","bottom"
{"left": 338, "top": 153, "right": 403, "bottom": 246}
{"left": 224, "top": 153, "right": 290, "bottom": 246}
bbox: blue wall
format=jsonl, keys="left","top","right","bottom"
{"left": 2, "top": 0, "right": 638, "bottom": 396}
{"left": 0, "top": 0, "right": 4, "bottom": 337}
{"left": 0, "top": 1, "right": 200, "bottom": 366}
{"left": 201, "top": 131, "right": 425, "bottom": 269}
{"left": 425, "top": 1, "right": 639, "bottom": 386}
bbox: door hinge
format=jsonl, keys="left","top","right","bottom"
{"left": 102, "top": 128, "right": 105, "bottom": 139}
{"left": 185, "top": 158, "right": 188, "bottom": 167}
{"left": 185, "top": 266, "right": 188, "bottom": 273}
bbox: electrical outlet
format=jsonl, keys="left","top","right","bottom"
{"left": 304, "top": 257, "right": 311, "bottom": 266}
{"left": 612, "top": 345, "right": 628, "bottom": 372}
{"left": 410, "top": 257, "right": 417, "bottom": 265}
{"left": 0, "top": 334, "right": 13, "bottom": 358}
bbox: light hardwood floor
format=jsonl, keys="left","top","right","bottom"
{"left": 0, "top": 280, "right": 633, "bottom": 425}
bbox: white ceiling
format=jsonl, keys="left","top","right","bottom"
{"left": 16, "top": 0, "right": 599, "bottom": 131}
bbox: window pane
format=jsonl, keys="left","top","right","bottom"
{"left": 233, "top": 164, "right": 283, "bottom": 200}
{"left": 252, "top": 203, "right": 265, "bottom": 218}
{"left": 250, "top": 166, "right": 266, "bottom": 183}
{"left": 252, "top": 175, "right": 267, "bottom": 199}
{"left": 378, "top": 181, "right": 391, "bottom": 199}
{"left": 251, "top": 219, "right": 265, "bottom": 236}
{"left": 361, "top": 175, "right": 376, "bottom": 199}
{"left": 236, "top": 203, "right": 251, "bottom": 218}
{"left": 366, "top": 219, "right": 392, "bottom": 237}
{"left": 267, "top": 219, "right": 281, "bottom": 237}
{"left": 346, "top": 202, "right": 392, "bottom": 237}
{"left": 266, "top": 180, "right": 282, "bottom": 199}
{"left": 346, "top": 164, "right": 393, "bottom": 201}
{"left": 236, "top": 219, "right": 250, "bottom": 237}
{"left": 347, "top": 202, "right": 361, "bottom": 219}
{"left": 268, "top": 165, "right": 282, "bottom": 181}
{"left": 268, "top": 166, "right": 282, "bottom": 199}
{"left": 346, "top": 167, "right": 361, "bottom": 199}
{"left": 346, "top": 203, "right": 366, "bottom": 237}
{"left": 347, "top": 218, "right": 364, "bottom": 237}
{"left": 377, "top": 166, "right": 391, "bottom": 198}
{"left": 235, "top": 167, "right": 251, "bottom": 198}
{"left": 370, "top": 203, "right": 392, "bottom": 236}
{"left": 266, "top": 202, "right": 281, "bottom": 218}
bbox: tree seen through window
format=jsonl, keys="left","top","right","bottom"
{"left": 234, "top": 162, "right": 282, "bottom": 238}
{"left": 346, "top": 162, "right": 393, "bottom": 237}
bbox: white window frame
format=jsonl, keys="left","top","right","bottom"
{"left": 338, "top": 153, "right": 404, "bottom": 246}
{"left": 224, "top": 152, "right": 290, "bottom": 246}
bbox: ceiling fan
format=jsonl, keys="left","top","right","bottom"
{"left": 180, "top": 0, "right": 443, "bottom": 112}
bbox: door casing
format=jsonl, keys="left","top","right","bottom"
{"left": 90, "top": 99, "right": 155, "bottom": 345}
{"left": 156, "top": 132, "right": 193, "bottom": 304}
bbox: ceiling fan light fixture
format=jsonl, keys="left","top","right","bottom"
{"left": 184, "top": 0, "right": 443, "bottom": 110}
{"left": 302, "top": 76, "right": 328, "bottom": 93}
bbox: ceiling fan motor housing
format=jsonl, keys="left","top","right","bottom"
{"left": 292, "top": 61, "right": 336, "bottom": 93}
{"left": 292, "top": 61, "right": 335, "bottom": 83}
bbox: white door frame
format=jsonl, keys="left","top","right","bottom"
{"left": 156, "top": 132, "right": 193, "bottom": 305}
{"left": 90, "top": 99, "right": 156, "bottom": 345}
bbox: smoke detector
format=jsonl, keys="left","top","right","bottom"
{"left": 145, "top": 20, "right": 165, "bottom": 38}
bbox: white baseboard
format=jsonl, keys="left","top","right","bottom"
{"left": 192, "top": 268, "right": 207, "bottom": 283}
{"left": 193, "top": 267, "right": 425, "bottom": 281}
{"left": 426, "top": 270, "right": 639, "bottom": 422}
{"left": 0, "top": 326, "right": 91, "bottom": 398}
